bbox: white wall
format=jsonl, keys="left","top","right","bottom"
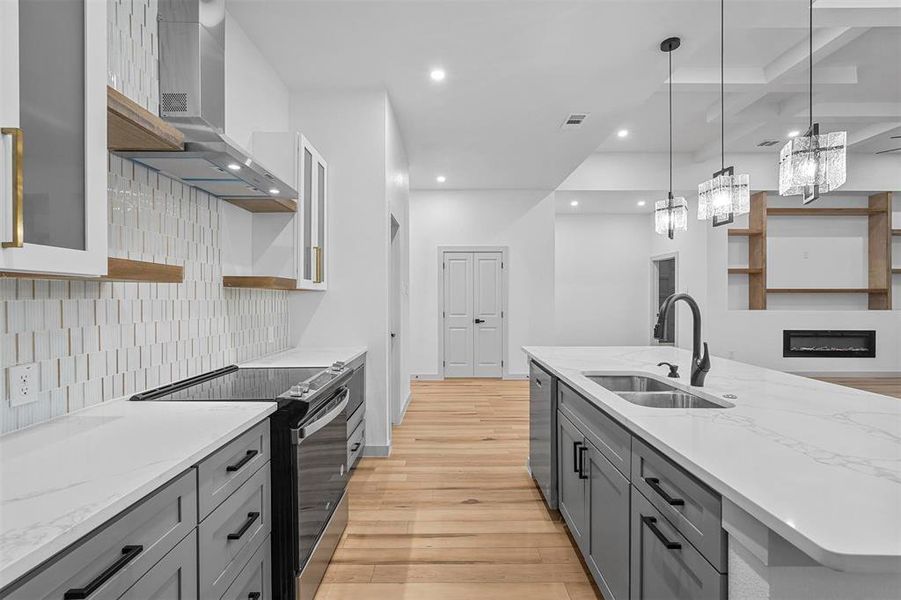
{"left": 554, "top": 214, "right": 651, "bottom": 346}
{"left": 287, "top": 90, "right": 403, "bottom": 454}
{"left": 560, "top": 151, "right": 900, "bottom": 372}
{"left": 224, "top": 11, "right": 290, "bottom": 151}
{"left": 409, "top": 190, "right": 556, "bottom": 377}
{"left": 385, "top": 101, "right": 411, "bottom": 421}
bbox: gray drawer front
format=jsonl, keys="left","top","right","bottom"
{"left": 631, "top": 488, "right": 725, "bottom": 600}
{"left": 6, "top": 470, "right": 197, "bottom": 600}
{"left": 198, "top": 420, "right": 270, "bottom": 520}
{"left": 558, "top": 381, "right": 631, "bottom": 477}
{"left": 199, "top": 462, "right": 271, "bottom": 599}
{"left": 348, "top": 421, "right": 365, "bottom": 470}
{"left": 631, "top": 438, "right": 725, "bottom": 572}
{"left": 347, "top": 404, "right": 365, "bottom": 439}
{"left": 221, "top": 536, "right": 271, "bottom": 600}
{"left": 118, "top": 529, "right": 198, "bottom": 600}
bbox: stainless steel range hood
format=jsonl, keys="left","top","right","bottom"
{"left": 117, "top": 0, "right": 298, "bottom": 205}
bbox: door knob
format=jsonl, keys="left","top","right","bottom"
{"left": 474, "top": 318, "right": 485, "bottom": 324}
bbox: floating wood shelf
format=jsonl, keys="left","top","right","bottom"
{"left": 728, "top": 267, "right": 763, "bottom": 275}
{"left": 767, "top": 288, "right": 888, "bottom": 294}
{"left": 767, "top": 207, "right": 878, "bottom": 216}
{"left": 727, "top": 228, "right": 763, "bottom": 237}
{"left": 104, "top": 258, "right": 183, "bottom": 283}
{"left": 222, "top": 276, "right": 298, "bottom": 290}
{"left": 1, "top": 258, "right": 183, "bottom": 283}
{"left": 224, "top": 197, "right": 298, "bottom": 213}
{"left": 107, "top": 87, "right": 184, "bottom": 151}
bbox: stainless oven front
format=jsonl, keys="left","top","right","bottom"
{"left": 290, "top": 386, "right": 349, "bottom": 573}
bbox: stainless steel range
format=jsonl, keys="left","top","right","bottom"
{"left": 131, "top": 362, "right": 356, "bottom": 600}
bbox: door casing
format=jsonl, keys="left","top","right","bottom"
{"left": 437, "top": 245, "right": 509, "bottom": 379}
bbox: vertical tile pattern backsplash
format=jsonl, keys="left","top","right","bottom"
{"left": 0, "top": 0, "right": 291, "bottom": 433}
{"left": 107, "top": 0, "right": 159, "bottom": 115}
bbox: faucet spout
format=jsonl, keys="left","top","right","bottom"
{"left": 653, "top": 293, "right": 711, "bottom": 387}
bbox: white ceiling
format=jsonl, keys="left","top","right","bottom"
{"left": 228, "top": 0, "right": 901, "bottom": 191}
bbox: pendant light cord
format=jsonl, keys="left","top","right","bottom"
{"left": 809, "top": 0, "right": 813, "bottom": 132}
{"left": 721, "top": 0, "right": 725, "bottom": 171}
{"left": 668, "top": 48, "right": 673, "bottom": 198}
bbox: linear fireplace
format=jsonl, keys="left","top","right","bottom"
{"left": 783, "top": 330, "right": 876, "bottom": 358}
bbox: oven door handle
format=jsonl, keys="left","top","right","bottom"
{"left": 291, "top": 389, "right": 349, "bottom": 445}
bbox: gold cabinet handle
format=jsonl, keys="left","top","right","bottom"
{"left": 313, "top": 245, "right": 323, "bottom": 283}
{"left": 1, "top": 127, "right": 23, "bottom": 248}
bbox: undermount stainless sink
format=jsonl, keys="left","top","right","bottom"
{"left": 586, "top": 375, "right": 731, "bottom": 409}
{"left": 588, "top": 375, "right": 678, "bottom": 393}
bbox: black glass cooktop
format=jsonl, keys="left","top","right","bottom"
{"left": 130, "top": 366, "right": 324, "bottom": 402}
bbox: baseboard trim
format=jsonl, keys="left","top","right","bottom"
{"left": 396, "top": 390, "right": 413, "bottom": 425}
{"left": 411, "top": 373, "right": 443, "bottom": 381}
{"left": 363, "top": 444, "right": 391, "bottom": 458}
{"left": 503, "top": 373, "right": 528, "bottom": 380}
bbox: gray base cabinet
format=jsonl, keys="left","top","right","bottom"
{"left": 544, "top": 368, "right": 728, "bottom": 600}
{"left": 557, "top": 411, "right": 588, "bottom": 550}
{"left": 585, "top": 443, "right": 630, "bottom": 600}
{"left": 630, "top": 489, "right": 725, "bottom": 600}
{"left": 118, "top": 530, "right": 198, "bottom": 600}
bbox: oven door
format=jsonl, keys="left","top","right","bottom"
{"left": 290, "top": 387, "right": 349, "bottom": 572}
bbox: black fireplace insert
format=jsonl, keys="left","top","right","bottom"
{"left": 782, "top": 330, "right": 876, "bottom": 358}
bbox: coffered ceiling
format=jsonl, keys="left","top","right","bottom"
{"left": 228, "top": 1, "right": 901, "bottom": 190}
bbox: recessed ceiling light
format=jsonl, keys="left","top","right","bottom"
{"left": 570, "top": 200, "right": 579, "bottom": 207}
{"left": 430, "top": 68, "right": 446, "bottom": 82}
{"left": 617, "top": 129, "right": 629, "bottom": 138}
{"left": 436, "top": 175, "right": 446, "bottom": 183}
{"left": 788, "top": 130, "right": 800, "bottom": 138}
{"left": 637, "top": 200, "right": 646, "bottom": 207}
{"left": 268, "top": 188, "right": 280, "bottom": 194}
{"left": 227, "top": 163, "right": 241, "bottom": 171}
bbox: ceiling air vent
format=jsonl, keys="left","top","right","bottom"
{"left": 757, "top": 139, "right": 780, "bottom": 147}
{"left": 561, "top": 113, "right": 590, "bottom": 130}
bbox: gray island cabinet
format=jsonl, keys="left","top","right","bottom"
{"left": 1, "top": 421, "right": 272, "bottom": 600}
{"left": 535, "top": 363, "right": 727, "bottom": 600}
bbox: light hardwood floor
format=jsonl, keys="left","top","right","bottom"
{"left": 315, "top": 379, "right": 602, "bottom": 600}
{"left": 811, "top": 376, "right": 901, "bottom": 399}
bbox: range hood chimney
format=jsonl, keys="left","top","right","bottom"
{"left": 118, "top": 0, "right": 298, "bottom": 205}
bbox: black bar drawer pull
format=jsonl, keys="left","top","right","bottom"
{"left": 227, "top": 512, "right": 261, "bottom": 541}
{"left": 578, "top": 446, "right": 588, "bottom": 479}
{"left": 642, "top": 515, "right": 682, "bottom": 550}
{"left": 248, "top": 593, "right": 261, "bottom": 600}
{"left": 226, "top": 449, "right": 259, "bottom": 472}
{"left": 572, "top": 441, "right": 582, "bottom": 473}
{"left": 64, "top": 545, "right": 144, "bottom": 599}
{"left": 645, "top": 477, "right": 685, "bottom": 506}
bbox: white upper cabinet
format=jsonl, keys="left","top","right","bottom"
{"left": 299, "top": 135, "right": 328, "bottom": 290}
{"left": 0, "top": 0, "right": 108, "bottom": 276}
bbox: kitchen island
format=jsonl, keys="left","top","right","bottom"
{"left": 525, "top": 346, "right": 901, "bottom": 600}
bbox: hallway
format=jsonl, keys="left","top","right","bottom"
{"left": 315, "top": 379, "right": 602, "bottom": 599}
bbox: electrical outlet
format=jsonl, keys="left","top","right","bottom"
{"left": 9, "top": 363, "right": 37, "bottom": 407}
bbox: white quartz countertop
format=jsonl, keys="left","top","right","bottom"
{"left": 239, "top": 346, "right": 366, "bottom": 369}
{"left": 0, "top": 399, "right": 276, "bottom": 590}
{"left": 523, "top": 346, "right": 901, "bottom": 574}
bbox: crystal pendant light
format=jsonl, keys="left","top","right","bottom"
{"left": 698, "top": 0, "right": 750, "bottom": 226}
{"left": 778, "top": 0, "right": 846, "bottom": 203}
{"left": 656, "top": 37, "right": 688, "bottom": 240}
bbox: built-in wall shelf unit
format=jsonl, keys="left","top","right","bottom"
{"left": 728, "top": 191, "right": 895, "bottom": 311}
{"left": 220, "top": 132, "right": 329, "bottom": 292}
{"left": 222, "top": 276, "right": 298, "bottom": 290}
{"left": 1, "top": 258, "right": 184, "bottom": 284}
{"left": 107, "top": 86, "right": 185, "bottom": 151}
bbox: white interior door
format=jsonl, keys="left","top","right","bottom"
{"left": 443, "top": 251, "right": 504, "bottom": 378}
{"left": 473, "top": 252, "right": 503, "bottom": 377}
{"left": 443, "top": 252, "right": 474, "bottom": 377}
